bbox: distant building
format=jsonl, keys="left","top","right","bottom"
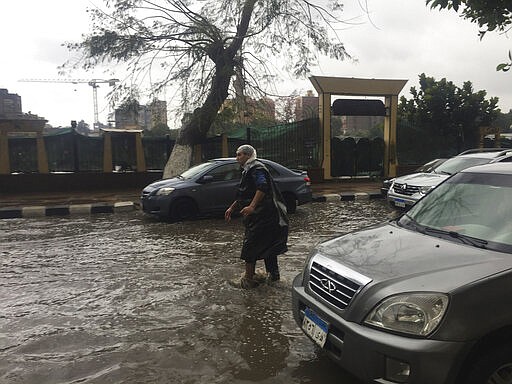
{"left": 114, "top": 99, "right": 167, "bottom": 130}
{"left": 148, "top": 99, "right": 167, "bottom": 128}
{"left": 0, "top": 88, "right": 23, "bottom": 117}
{"left": 340, "top": 115, "right": 384, "bottom": 136}
{"left": 0, "top": 88, "right": 46, "bottom": 127}
{"left": 295, "top": 90, "right": 319, "bottom": 121}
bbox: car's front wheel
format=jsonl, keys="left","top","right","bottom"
{"left": 463, "top": 345, "right": 512, "bottom": 384}
{"left": 170, "top": 198, "right": 198, "bottom": 221}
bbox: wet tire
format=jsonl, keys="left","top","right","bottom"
{"left": 283, "top": 193, "right": 297, "bottom": 214}
{"left": 463, "top": 345, "right": 512, "bottom": 384}
{"left": 170, "top": 198, "right": 197, "bottom": 221}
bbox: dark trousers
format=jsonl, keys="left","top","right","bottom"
{"left": 264, "top": 254, "right": 279, "bottom": 278}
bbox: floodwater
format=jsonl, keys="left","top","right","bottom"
{"left": 0, "top": 200, "right": 394, "bottom": 384}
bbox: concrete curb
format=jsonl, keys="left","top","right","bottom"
{"left": 312, "top": 192, "right": 384, "bottom": 203}
{"left": 0, "top": 192, "right": 384, "bottom": 219}
{"left": 0, "top": 201, "right": 136, "bottom": 219}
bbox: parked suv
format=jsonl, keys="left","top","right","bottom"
{"left": 387, "top": 149, "right": 512, "bottom": 209}
{"left": 292, "top": 162, "right": 512, "bottom": 384}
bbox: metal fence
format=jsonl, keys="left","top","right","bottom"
{"left": 7, "top": 118, "right": 388, "bottom": 176}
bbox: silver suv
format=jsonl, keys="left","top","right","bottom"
{"left": 387, "top": 148, "right": 512, "bottom": 209}
{"left": 292, "top": 162, "right": 512, "bottom": 383}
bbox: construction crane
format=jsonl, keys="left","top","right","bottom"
{"left": 18, "top": 78, "right": 119, "bottom": 129}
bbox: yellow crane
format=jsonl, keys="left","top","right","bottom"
{"left": 18, "top": 78, "right": 119, "bottom": 129}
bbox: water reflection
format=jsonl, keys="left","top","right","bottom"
{"left": 0, "top": 200, "right": 392, "bottom": 383}
{"left": 235, "top": 295, "right": 289, "bottom": 381}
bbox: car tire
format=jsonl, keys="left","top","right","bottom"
{"left": 283, "top": 193, "right": 297, "bottom": 214}
{"left": 170, "top": 198, "right": 198, "bottom": 221}
{"left": 463, "top": 344, "right": 512, "bottom": 384}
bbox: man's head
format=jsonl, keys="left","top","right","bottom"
{"left": 236, "top": 144, "right": 257, "bottom": 166}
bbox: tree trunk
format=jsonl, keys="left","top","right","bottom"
{"left": 162, "top": 142, "right": 193, "bottom": 178}
{"left": 162, "top": 0, "right": 257, "bottom": 179}
{"left": 162, "top": 64, "right": 233, "bottom": 178}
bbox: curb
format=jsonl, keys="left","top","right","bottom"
{"left": 0, "top": 192, "right": 384, "bottom": 219}
{"left": 312, "top": 191, "right": 384, "bottom": 203}
{"left": 0, "top": 201, "right": 137, "bottom": 219}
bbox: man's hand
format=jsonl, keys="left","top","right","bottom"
{"left": 225, "top": 207, "right": 233, "bottom": 222}
{"left": 240, "top": 205, "right": 255, "bottom": 217}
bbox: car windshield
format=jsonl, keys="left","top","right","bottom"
{"left": 179, "top": 161, "right": 219, "bottom": 179}
{"left": 433, "top": 156, "right": 491, "bottom": 175}
{"left": 399, "top": 172, "right": 512, "bottom": 252}
{"left": 415, "top": 158, "right": 446, "bottom": 173}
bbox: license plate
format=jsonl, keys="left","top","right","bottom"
{"left": 393, "top": 198, "right": 406, "bottom": 207}
{"left": 302, "top": 308, "right": 328, "bottom": 347}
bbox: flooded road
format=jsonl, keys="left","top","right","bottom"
{"left": 0, "top": 200, "right": 393, "bottom": 383}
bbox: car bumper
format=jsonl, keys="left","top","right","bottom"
{"left": 292, "top": 274, "right": 469, "bottom": 384}
{"left": 140, "top": 195, "right": 172, "bottom": 218}
{"left": 297, "top": 191, "right": 313, "bottom": 206}
{"left": 386, "top": 192, "right": 419, "bottom": 209}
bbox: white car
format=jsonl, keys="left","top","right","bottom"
{"left": 387, "top": 149, "right": 512, "bottom": 209}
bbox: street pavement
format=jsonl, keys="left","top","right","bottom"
{"left": 0, "top": 178, "right": 384, "bottom": 219}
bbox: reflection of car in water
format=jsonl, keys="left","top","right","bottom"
{"left": 387, "top": 149, "right": 512, "bottom": 209}
{"left": 293, "top": 162, "right": 512, "bottom": 384}
{"left": 141, "top": 158, "right": 312, "bottom": 221}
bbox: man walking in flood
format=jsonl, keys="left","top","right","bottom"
{"left": 225, "top": 144, "right": 289, "bottom": 289}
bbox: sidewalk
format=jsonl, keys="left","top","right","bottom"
{"left": 0, "top": 178, "right": 384, "bottom": 219}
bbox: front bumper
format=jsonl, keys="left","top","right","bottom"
{"left": 291, "top": 274, "right": 469, "bottom": 384}
{"left": 140, "top": 195, "right": 172, "bottom": 218}
{"left": 386, "top": 192, "right": 419, "bottom": 209}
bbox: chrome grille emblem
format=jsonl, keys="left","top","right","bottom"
{"left": 401, "top": 183, "right": 408, "bottom": 190}
{"left": 320, "top": 278, "right": 337, "bottom": 293}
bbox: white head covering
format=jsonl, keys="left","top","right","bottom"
{"left": 236, "top": 144, "right": 257, "bottom": 171}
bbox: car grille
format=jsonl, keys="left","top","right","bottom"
{"left": 309, "top": 261, "right": 364, "bottom": 311}
{"left": 392, "top": 182, "right": 421, "bottom": 196}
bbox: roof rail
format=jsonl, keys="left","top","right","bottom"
{"left": 458, "top": 148, "right": 507, "bottom": 155}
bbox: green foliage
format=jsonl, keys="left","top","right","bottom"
{"left": 398, "top": 73, "right": 500, "bottom": 154}
{"left": 427, "top": 0, "right": 511, "bottom": 34}
{"left": 492, "top": 109, "right": 512, "bottom": 132}
{"left": 426, "top": 0, "right": 512, "bottom": 72}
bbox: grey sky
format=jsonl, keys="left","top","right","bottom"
{"left": 1, "top": 0, "right": 510, "bottom": 128}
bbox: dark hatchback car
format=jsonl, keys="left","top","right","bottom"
{"left": 292, "top": 162, "right": 512, "bottom": 384}
{"left": 141, "top": 158, "right": 312, "bottom": 220}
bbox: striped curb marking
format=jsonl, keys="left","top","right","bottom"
{"left": 0, "top": 202, "right": 136, "bottom": 219}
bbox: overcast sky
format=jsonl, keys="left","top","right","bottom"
{"left": 1, "top": 0, "right": 510, "bottom": 129}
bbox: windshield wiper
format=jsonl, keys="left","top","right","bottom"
{"left": 399, "top": 214, "right": 424, "bottom": 231}
{"left": 423, "top": 226, "right": 488, "bottom": 249}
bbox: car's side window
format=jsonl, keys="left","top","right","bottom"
{"left": 207, "top": 163, "right": 241, "bottom": 182}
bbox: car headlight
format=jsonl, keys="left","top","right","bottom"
{"left": 419, "top": 185, "right": 434, "bottom": 195}
{"left": 364, "top": 292, "right": 448, "bottom": 336}
{"left": 156, "top": 187, "right": 175, "bottom": 196}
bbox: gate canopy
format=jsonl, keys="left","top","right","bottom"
{"left": 310, "top": 76, "right": 407, "bottom": 96}
{"left": 332, "top": 99, "right": 386, "bottom": 116}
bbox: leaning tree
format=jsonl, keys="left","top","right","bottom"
{"left": 64, "top": 0, "right": 353, "bottom": 177}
